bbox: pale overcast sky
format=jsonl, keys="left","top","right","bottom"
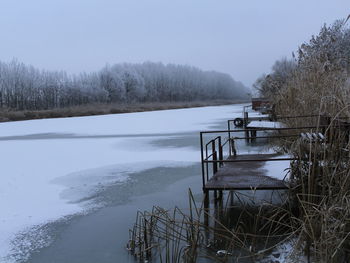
{"left": 0, "top": 0, "right": 348, "bottom": 87}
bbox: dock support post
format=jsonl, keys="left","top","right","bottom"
{"left": 251, "top": 129, "right": 257, "bottom": 141}
{"left": 230, "top": 191, "right": 234, "bottom": 207}
{"left": 212, "top": 143, "right": 218, "bottom": 174}
{"left": 245, "top": 130, "right": 250, "bottom": 142}
{"left": 244, "top": 112, "right": 249, "bottom": 142}
{"left": 244, "top": 111, "right": 249, "bottom": 127}
{"left": 200, "top": 132, "right": 206, "bottom": 192}
{"left": 230, "top": 138, "right": 237, "bottom": 156}
{"left": 204, "top": 190, "right": 210, "bottom": 230}
{"left": 212, "top": 145, "right": 218, "bottom": 202}
{"left": 218, "top": 136, "right": 223, "bottom": 167}
{"left": 227, "top": 120, "right": 231, "bottom": 144}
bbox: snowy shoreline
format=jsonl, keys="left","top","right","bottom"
{"left": 0, "top": 100, "right": 248, "bottom": 123}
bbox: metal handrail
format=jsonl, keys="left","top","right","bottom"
{"left": 200, "top": 121, "right": 350, "bottom": 190}
{"left": 200, "top": 125, "right": 346, "bottom": 135}
{"left": 205, "top": 136, "right": 220, "bottom": 147}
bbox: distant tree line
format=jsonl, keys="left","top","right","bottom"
{"left": 0, "top": 60, "right": 248, "bottom": 111}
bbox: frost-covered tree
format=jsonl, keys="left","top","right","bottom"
{"left": 0, "top": 60, "right": 248, "bottom": 111}
{"left": 99, "top": 66, "right": 125, "bottom": 102}
{"left": 253, "top": 58, "right": 296, "bottom": 97}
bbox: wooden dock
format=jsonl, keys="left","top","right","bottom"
{"left": 198, "top": 106, "right": 350, "bottom": 229}
{"left": 200, "top": 131, "right": 294, "bottom": 196}
{"left": 204, "top": 154, "right": 288, "bottom": 191}
{"left": 201, "top": 113, "right": 350, "bottom": 197}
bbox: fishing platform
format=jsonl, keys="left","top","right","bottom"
{"left": 199, "top": 111, "right": 346, "bottom": 199}
{"left": 204, "top": 153, "right": 288, "bottom": 191}
{"left": 200, "top": 126, "right": 294, "bottom": 197}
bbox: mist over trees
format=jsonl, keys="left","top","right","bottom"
{"left": 0, "top": 60, "right": 248, "bottom": 111}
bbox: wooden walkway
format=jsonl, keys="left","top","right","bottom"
{"left": 204, "top": 154, "right": 289, "bottom": 191}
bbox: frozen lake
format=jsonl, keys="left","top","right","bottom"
{"left": 0, "top": 104, "right": 288, "bottom": 262}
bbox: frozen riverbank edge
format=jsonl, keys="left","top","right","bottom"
{"left": 0, "top": 100, "right": 248, "bottom": 123}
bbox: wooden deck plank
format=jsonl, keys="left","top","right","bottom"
{"left": 204, "top": 154, "right": 289, "bottom": 190}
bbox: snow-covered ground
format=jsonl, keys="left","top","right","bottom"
{"left": 0, "top": 104, "right": 247, "bottom": 262}
{"left": 258, "top": 238, "right": 308, "bottom": 263}
{"left": 0, "top": 105, "right": 245, "bottom": 137}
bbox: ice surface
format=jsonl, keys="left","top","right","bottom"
{"left": 0, "top": 105, "right": 245, "bottom": 137}
{"left": 0, "top": 104, "right": 245, "bottom": 262}
{"left": 263, "top": 155, "right": 291, "bottom": 181}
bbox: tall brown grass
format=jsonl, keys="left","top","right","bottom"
{"left": 270, "top": 43, "right": 350, "bottom": 262}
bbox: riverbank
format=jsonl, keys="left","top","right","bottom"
{"left": 0, "top": 100, "right": 248, "bottom": 123}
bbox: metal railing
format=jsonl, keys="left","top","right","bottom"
{"left": 199, "top": 123, "right": 350, "bottom": 190}
{"left": 200, "top": 112, "right": 350, "bottom": 191}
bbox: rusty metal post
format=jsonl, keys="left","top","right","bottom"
{"left": 231, "top": 138, "right": 237, "bottom": 156}
{"left": 212, "top": 141, "right": 218, "bottom": 174}
{"left": 244, "top": 112, "right": 249, "bottom": 142}
{"left": 251, "top": 129, "right": 257, "bottom": 141}
{"left": 246, "top": 129, "right": 251, "bottom": 142}
{"left": 230, "top": 191, "right": 234, "bottom": 207}
{"left": 204, "top": 190, "right": 209, "bottom": 227}
{"left": 212, "top": 140, "right": 218, "bottom": 199}
{"left": 218, "top": 190, "right": 223, "bottom": 200}
{"left": 244, "top": 112, "right": 249, "bottom": 128}
{"left": 213, "top": 151, "right": 218, "bottom": 174}
{"left": 227, "top": 120, "right": 231, "bottom": 143}
{"left": 200, "top": 132, "right": 206, "bottom": 192}
{"left": 218, "top": 136, "right": 223, "bottom": 167}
